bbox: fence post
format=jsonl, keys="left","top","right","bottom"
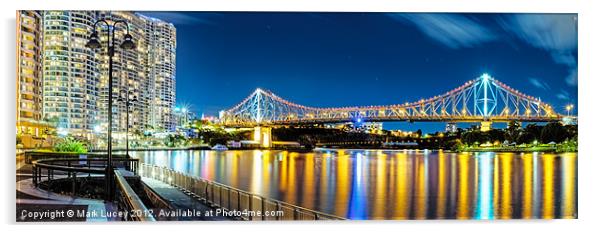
{"left": 276, "top": 202, "right": 281, "bottom": 220}
{"left": 237, "top": 190, "right": 241, "bottom": 212}
{"left": 248, "top": 194, "right": 253, "bottom": 221}
{"left": 261, "top": 197, "right": 265, "bottom": 220}
{"left": 72, "top": 172, "right": 76, "bottom": 195}
{"left": 228, "top": 188, "right": 231, "bottom": 210}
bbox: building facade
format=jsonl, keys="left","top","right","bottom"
{"left": 96, "top": 12, "right": 153, "bottom": 139}
{"left": 18, "top": 10, "right": 176, "bottom": 142}
{"left": 17, "top": 11, "right": 43, "bottom": 128}
{"left": 145, "top": 18, "right": 177, "bottom": 132}
{"left": 41, "top": 11, "right": 100, "bottom": 138}
{"left": 17, "top": 10, "right": 55, "bottom": 147}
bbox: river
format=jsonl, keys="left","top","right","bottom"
{"left": 130, "top": 149, "right": 577, "bottom": 220}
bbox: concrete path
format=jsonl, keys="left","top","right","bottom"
{"left": 16, "top": 175, "right": 114, "bottom": 222}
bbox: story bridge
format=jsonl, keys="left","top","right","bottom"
{"left": 219, "top": 74, "right": 569, "bottom": 147}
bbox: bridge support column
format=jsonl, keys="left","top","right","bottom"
{"left": 480, "top": 121, "right": 492, "bottom": 132}
{"left": 253, "top": 126, "right": 272, "bottom": 148}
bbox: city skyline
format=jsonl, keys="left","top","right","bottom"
{"left": 143, "top": 12, "right": 577, "bottom": 132}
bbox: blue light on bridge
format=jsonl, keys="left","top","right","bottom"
{"left": 481, "top": 73, "right": 491, "bottom": 117}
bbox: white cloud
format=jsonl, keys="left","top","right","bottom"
{"left": 556, "top": 90, "right": 570, "bottom": 100}
{"left": 388, "top": 13, "right": 578, "bottom": 87}
{"left": 529, "top": 78, "right": 551, "bottom": 90}
{"left": 388, "top": 14, "right": 497, "bottom": 49}
{"left": 498, "top": 14, "right": 578, "bottom": 86}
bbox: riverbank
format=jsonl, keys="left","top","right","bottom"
{"left": 90, "top": 145, "right": 210, "bottom": 152}
{"left": 459, "top": 145, "right": 577, "bottom": 153}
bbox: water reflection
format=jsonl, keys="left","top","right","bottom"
{"left": 131, "top": 149, "right": 577, "bottom": 220}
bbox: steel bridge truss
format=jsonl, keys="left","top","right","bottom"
{"left": 220, "top": 74, "right": 562, "bottom": 127}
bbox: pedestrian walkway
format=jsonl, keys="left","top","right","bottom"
{"left": 16, "top": 177, "right": 113, "bottom": 222}
{"left": 141, "top": 177, "right": 231, "bottom": 221}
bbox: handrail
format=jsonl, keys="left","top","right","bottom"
{"left": 139, "top": 163, "right": 346, "bottom": 220}
{"left": 114, "top": 170, "right": 156, "bottom": 221}
{"left": 32, "top": 158, "right": 139, "bottom": 174}
{"left": 31, "top": 157, "right": 138, "bottom": 196}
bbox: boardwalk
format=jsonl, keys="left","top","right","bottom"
{"left": 142, "top": 178, "right": 230, "bottom": 221}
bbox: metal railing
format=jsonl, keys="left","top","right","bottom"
{"left": 30, "top": 157, "right": 155, "bottom": 221}
{"left": 114, "top": 170, "right": 156, "bottom": 221}
{"left": 138, "top": 163, "right": 346, "bottom": 220}
{"left": 31, "top": 157, "right": 139, "bottom": 188}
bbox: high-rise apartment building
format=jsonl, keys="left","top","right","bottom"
{"left": 16, "top": 10, "right": 46, "bottom": 141}
{"left": 41, "top": 11, "right": 100, "bottom": 138}
{"left": 96, "top": 12, "right": 152, "bottom": 137}
{"left": 23, "top": 11, "right": 177, "bottom": 140}
{"left": 145, "top": 17, "right": 177, "bottom": 132}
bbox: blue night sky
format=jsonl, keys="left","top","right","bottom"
{"left": 141, "top": 12, "right": 577, "bottom": 132}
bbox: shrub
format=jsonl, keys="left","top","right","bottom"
{"left": 54, "top": 137, "right": 88, "bottom": 153}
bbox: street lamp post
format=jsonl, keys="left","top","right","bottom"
{"left": 86, "top": 19, "right": 136, "bottom": 201}
{"left": 118, "top": 90, "right": 138, "bottom": 157}
{"left": 565, "top": 104, "right": 574, "bottom": 117}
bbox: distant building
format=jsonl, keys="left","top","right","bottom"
{"left": 174, "top": 107, "right": 195, "bottom": 137}
{"left": 445, "top": 122, "right": 458, "bottom": 133}
{"left": 325, "top": 121, "right": 383, "bottom": 134}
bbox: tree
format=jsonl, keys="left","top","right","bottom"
{"left": 524, "top": 124, "right": 543, "bottom": 141}
{"left": 505, "top": 120, "right": 521, "bottom": 143}
{"left": 540, "top": 122, "right": 569, "bottom": 143}
{"left": 415, "top": 129, "right": 423, "bottom": 138}
{"left": 462, "top": 131, "right": 488, "bottom": 145}
{"left": 487, "top": 129, "right": 506, "bottom": 143}
{"left": 298, "top": 135, "right": 315, "bottom": 149}
{"left": 517, "top": 131, "right": 536, "bottom": 145}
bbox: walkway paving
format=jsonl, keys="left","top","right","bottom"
{"left": 16, "top": 177, "right": 114, "bottom": 222}
{"left": 17, "top": 161, "right": 229, "bottom": 221}
{"left": 142, "top": 177, "right": 231, "bottom": 221}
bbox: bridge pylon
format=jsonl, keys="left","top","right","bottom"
{"left": 253, "top": 126, "right": 272, "bottom": 148}
{"left": 480, "top": 121, "right": 492, "bottom": 132}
